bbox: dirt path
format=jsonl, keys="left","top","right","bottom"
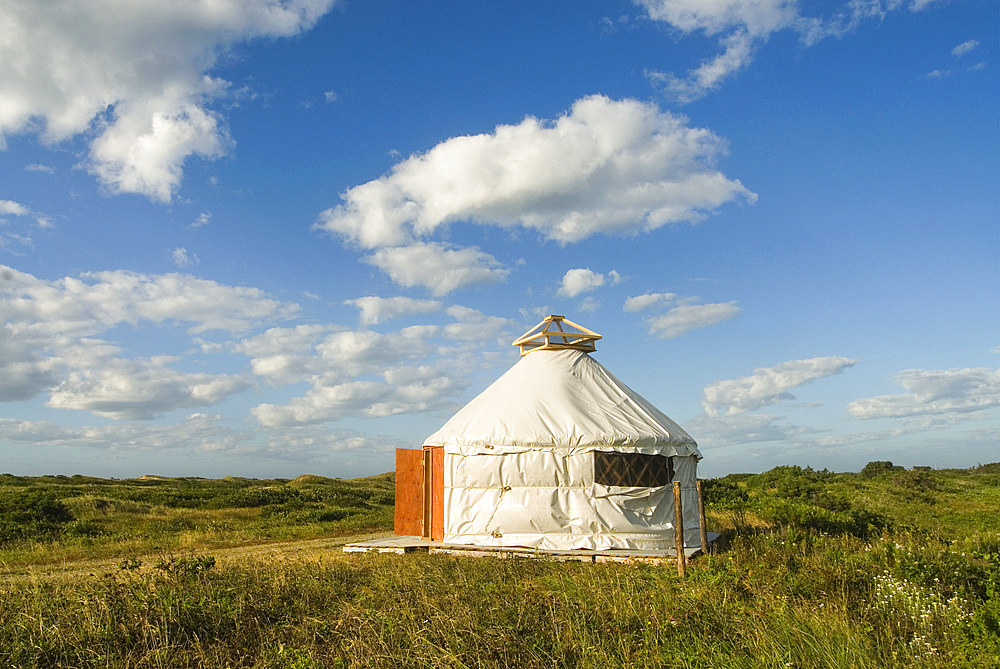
{"left": 0, "top": 531, "right": 393, "bottom": 584}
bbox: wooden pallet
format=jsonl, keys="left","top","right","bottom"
{"left": 342, "top": 533, "right": 720, "bottom": 563}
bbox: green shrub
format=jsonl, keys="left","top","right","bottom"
{"left": 62, "top": 519, "right": 105, "bottom": 538}
{"left": 209, "top": 486, "right": 302, "bottom": 509}
{"left": 809, "top": 490, "right": 852, "bottom": 512}
{"left": 891, "top": 470, "right": 942, "bottom": 492}
{"left": 746, "top": 465, "right": 834, "bottom": 499}
{"left": 759, "top": 498, "right": 889, "bottom": 539}
{"left": 861, "top": 461, "right": 903, "bottom": 478}
{"left": 700, "top": 478, "right": 750, "bottom": 508}
{"left": 0, "top": 490, "right": 74, "bottom": 544}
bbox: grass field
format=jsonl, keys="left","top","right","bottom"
{"left": 1, "top": 463, "right": 998, "bottom": 668}
{"left": 0, "top": 472, "right": 395, "bottom": 570}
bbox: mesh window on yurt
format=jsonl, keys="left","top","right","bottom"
{"left": 594, "top": 451, "right": 673, "bottom": 487}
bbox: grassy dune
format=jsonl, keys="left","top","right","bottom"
{"left": 1, "top": 465, "right": 998, "bottom": 668}
{"left": 0, "top": 472, "right": 395, "bottom": 569}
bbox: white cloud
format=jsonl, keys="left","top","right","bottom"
{"left": 171, "top": 247, "right": 199, "bottom": 268}
{"left": 0, "top": 0, "right": 336, "bottom": 201}
{"left": 316, "top": 95, "right": 752, "bottom": 295}
{"left": 638, "top": 0, "right": 934, "bottom": 102}
{"left": 647, "top": 29, "right": 757, "bottom": 104}
{"left": 638, "top": 0, "right": 798, "bottom": 36}
{"left": 816, "top": 426, "right": 926, "bottom": 447}
{"left": 0, "top": 199, "right": 52, "bottom": 239}
{"left": 24, "top": 164, "right": 55, "bottom": 174}
{"left": 324, "top": 90, "right": 338, "bottom": 102}
{"left": 46, "top": 354, "right": 248, "bottom": 420}
{"left": 624, "top": 291, "right": 739, "bottom": 337}
{"left": 254, "top": 426, "right": 408, "bottom": 459}
{"left": 639, "top": 0, "right": 796, "bottom": 101}
{"left": 316, "top": 95, "right": 755, "bottom": 249}
{"left": 0, "top": 413, "right": 244, "bottom": 452}
{"left": 0, "top": 200, "right": 30, "bottom": 217}
{"left": 0, "top": 415, "right": 408, "bottom": 467}
{"left": 0, "top": 265, "right": 297, "bottom": 338}
{"left": 923, "top": 39, "right": 988, "bottom": 80}
{"left": 190, "top": 212, "right": 212, "bottom": 228}
{"left": 952, "top": 40, "right": 980, "bottom": 57}
{"left": 0, "top": 333, "right": 251, "bottom": 421}
{"left": 365, "top": 242, "right": 509, "bottom": 296}
{"left": 685, "top": 356, "right": 860, "bottom": 449}
{"left": 0, "top": 264, "right": 299, "bottom": 411}
{"left": 557, "top": 268, "right": 608, "bottom": 298}
{"left": 0, "top": 266, "right": 299, "bottom": 335}
{"left": 240, "top": 318, "right": 513, "bottom": 427}
{"left": 313, "top": 326, "right": 439, "bottom": 377}
{"left": 252, "top": 373, "right": 459, "bottom": 427}
{"left": 686, "top": 359, "right": 998, "bottom": 454}
{"left": 703, "top": 356, "right": 858, "bottom": 416}
{"left": 249, "top": 349, "right": 468, "bottom": 427}
{"left": 235, "top": 324, "right": 440, "bottom": 387}
{"left": 192, "top": 337, "right": 224, "bottom": 353}
{"left": 599, "top": 14, "right": 633, "bottom": 35}
{"left": 88, "top": 95, "right": 231, "bottom": 202}
{"left": 624, "top": 292, "right": 677, "bottom": 312}
{"left": 684, "top": 412, "right": 814, "bottom": 448}
{"left": 442, "top": 305, "right": 514, "bottom": 342}
{"left": 646, "top": 301, "right": 741, "bottom": 338}
{"left": 0, "top": 265, "right": 510, "bottom": 433}
{"left": 0, "top": 357, "right": 59, "bottom": 402}
{"left": 847, "top": 367, "right": 1000, "bottom": 419}
{"left": 344, "top": 296, "right": 442, "bottom": 326}
{"left": 811, "top": 411, "right": 992, "bottom": 451}
{"left": 232, "top": 324, "right": 340, "bottom": 385}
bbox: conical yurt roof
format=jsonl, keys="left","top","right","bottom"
{"left": 424, "top": 317, "right": 700, "bottom": 456}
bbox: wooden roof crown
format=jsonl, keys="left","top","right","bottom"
{"left": 512, "top": 315, "right": 602, "bottom": 356}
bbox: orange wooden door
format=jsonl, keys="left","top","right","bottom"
{"left": 394, "top": 448, "right": 424, "bottom": 536}
{"left": 423, "top": 445, "right": 444, "bottom": 541}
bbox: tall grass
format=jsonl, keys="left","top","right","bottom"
{"left": 3, "top": 539, "right": 996, "bottom": 668}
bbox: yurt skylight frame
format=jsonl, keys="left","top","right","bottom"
{"left": 512, "top": 315, "right": 602, "bottom": 356}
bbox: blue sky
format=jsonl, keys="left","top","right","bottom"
{"left": 1, "top": 0, "right": 996, "bottom": 479}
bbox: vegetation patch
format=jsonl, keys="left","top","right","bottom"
{"left": 0, "top": 464, "right": 998, "bottom": 667}
{"left": 0, "top": 489, "right": 74, "bottom": 544}
{"left": 0, "top": 472, "right": 395, "bottom": 562}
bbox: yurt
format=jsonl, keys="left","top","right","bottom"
{"left": 394, "top": 316, "right": 702, "bottom": 551}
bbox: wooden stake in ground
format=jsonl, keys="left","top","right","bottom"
{"left": 673, "top": 481, "right": 686, "bottom": 577}
{"left": 697, "top": 479, "right": 709, "bottom": 555}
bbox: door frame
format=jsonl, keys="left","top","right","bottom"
{"left": 422, "top": 445, "right": 444, "bottom": 541}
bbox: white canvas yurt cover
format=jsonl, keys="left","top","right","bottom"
{"left": 421, "top": 316, "right": 702, "bottom": 550}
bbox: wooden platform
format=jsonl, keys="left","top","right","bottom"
{"left": 342, "top": 533, "right": 721, "bottom": 564}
